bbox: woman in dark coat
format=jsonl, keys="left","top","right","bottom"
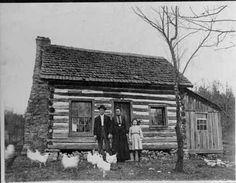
{"left": 111, "top": 108, "right": 130, "bottom": 162}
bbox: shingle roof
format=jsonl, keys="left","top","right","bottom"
{"left": 40, "top": 44, "right": 192, "bottom": 87}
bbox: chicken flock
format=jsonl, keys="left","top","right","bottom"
{"left": 5, "top": 143, "right": 117, "bottom": 178}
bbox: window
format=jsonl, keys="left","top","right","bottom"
{"left": 196, "top": 113, "right": 207, "bottom": 130}
{"left": 149, "top": 105, "right": 167, "bottom": 127}
{"left": 69, "top": 100, "right": 93, "bottom": 136}
{"left": 197, "top": 119, "right": 207, "bottom": 130}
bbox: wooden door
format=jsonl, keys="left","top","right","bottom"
{"left": 114, "top": 101, "right": 131, "bottom": 128}
{"left": 187, "top": 111, "right": 223, "bottom": 153}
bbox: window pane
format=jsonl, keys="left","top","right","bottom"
{"left": 150, "top": 107, "right": 165, "bottom": 126}
{"left": 85, "top": 117, "right": 92, "bottom": 132}
{"left": 71, "top": 109, "right": 78, "bottom": 117}
{"left": 72, "top": 118, "right": 79, "bottom": 132}
{"left": 77, "top": 124, "right": 84, "bottom": 132}
{"left": 78, "top": 102, "right": 91, "bottom": 117}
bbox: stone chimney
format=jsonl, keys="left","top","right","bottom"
{"left": 23, "top": 36, "right": 51, "bottom": 152}
{"left": 33, "top": 36, "right": 51, "bottom": 78}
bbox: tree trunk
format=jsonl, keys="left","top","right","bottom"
{"left": 174, "top": 71, "right": 184, "bottom": 172}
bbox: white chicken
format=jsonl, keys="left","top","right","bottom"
{"left": 61, "top": 153, "right": 79, "bottom": 170}
{"left": 27, "top": 148, "right": 50, "bottom": 167}
{"left": 105, "top": 152, "right": 117, "bottom": 164}
{"left": 87, "top": 151, "right": 100, "bottom": 168}
{"left": 87, "top": 151, "right": 93, "bottom": 163}
{"left": 5, "top": 144, "right": 15, "bottom": 160}
{"left": 36, "top": 152, "right": 50, "bottom": 167}
{"left": 97, "top": 154, "right": 111, "bottom": 178}
{"left": 27, "top": 148, "right": 41, "bottom": 164}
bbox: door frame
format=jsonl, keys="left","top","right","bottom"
{"left": 111, "top": 99, "right": 133, "bottom": 122}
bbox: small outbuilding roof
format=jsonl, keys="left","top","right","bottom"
{"left": 40, "top": 44, "right": 192, "bottom": 87}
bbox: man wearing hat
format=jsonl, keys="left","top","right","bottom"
{"left": 94, "top": 105, "right": 112, "bottom": 155}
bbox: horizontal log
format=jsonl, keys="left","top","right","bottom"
{"left": 48, "top": 143, "right": 97, "bottom": 150}
{"left": 53, "top": 123, "right": 68, "bottom": 127}
{"left": 52, "top": 133, "right": 68, "bottom": 138}
{"left": 54, "top": 92, "right": 176, "bottom": 102}
{"left": 133, "top": 101, "right": 176, "bottom": 107}
{"left": 167, "top": 122, "right": 176, "bottom": 127}
{"left": 53, "top": 129, "right": 68, "bottom": 133}
{"left": 54, "top": 106, "right": 69, "bottom": 111}
{"left": 168, "top": 126, "right": 176, "bottom": 130}
{"left": 140, "top": 119, "right": 149, "bottom": 123}
{"left": 49, "top": 137, "right": 95, "bottom": 143}
{"left": 143, "top": 142, "right": 177, "bottom": 150}
{"left": 140, "top": 125, "right": 150, "bottom": 129}
{"left": 53, "top": 97, "right": 112, "bottom": 103}
{"left": 133, "top": 111, "right": 149, "bottom": 116}
{"left": 54, "top": 118, "right": 69, "bottom": 123}
{"left": 168, "top": 109, "right": 177, "bottom": 113}
{"left": 142, "top": 138, "right": 177, "bottom": 143}
{"left": 54, "top": 86, "right": 175, "bottom": 94}
{"left": 134, "top": 114, "right": 149, "bottom": 120}
{"left": 49, "top": 137, "right": 176, "bottom": 144}
{"left": 132, "top": 105, "right": 149, "bottom": 109}
{"left": 54, "top": 88, "right": 175, "bottom": 98}
{"left": 50, "top": 112, "right": 69, "bottom": 116}
{"left": 143, "top": 131, "right": 176, "bottom": 137}
{"left": 54, "top": 115, "right": 69, "bottom": 119}
{"left": 167, "top": 120, "right": 176, "bottom": 124}
{"left": 53, "top": 98, "right": 177, "bottom": 107}
{"left": 54, "top": 109, "right": 69, "bottom": 113}
{"left": 53, "top": 102, "right": 69, "bottom": 109}
{"left": 52, "top": 125, "right": 68, "bottom": 131}
{"left": 167, "top": 112, "right": 176, "bottom": 116}
{"left": 48, "top": 142, "right": 177, "bottom": 150}
{"left": 167, "top": 107, "right": 177, "bottom": 111}
{"left": 168, "top": 116, "right": 176, "bottom": 120}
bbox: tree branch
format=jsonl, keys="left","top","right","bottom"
{"left": 182, "top": 24, "right": 213, "bottom": 74}
{"left": 181, "top": 5, "right": 227, "bottom": 19}
{"left": 170, "top": 6, "right": 178, "bottom": 44}
{"left": 173, "top": 30, "right": 199, "bottom": 48}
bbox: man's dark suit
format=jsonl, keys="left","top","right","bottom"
{"left": 94, "top": 115, "right": 111, "bottom": 154}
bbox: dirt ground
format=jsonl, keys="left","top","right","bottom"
{"left": 5, "top": 152, "right": 235, "bottom": 182}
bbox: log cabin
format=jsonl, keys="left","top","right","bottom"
{"left": 24, "top": 36, "right": 223, "bottom": 154}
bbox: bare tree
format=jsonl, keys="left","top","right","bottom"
{"left": 133, "top": 5, "right": 236, "bottom": 172}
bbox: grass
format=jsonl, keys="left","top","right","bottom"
{"left": 5, "top": 153, "right": 235, "bottom": 182}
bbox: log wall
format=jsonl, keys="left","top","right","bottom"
{"left": 47, "top": 86, "right": 178, "bottom": 150}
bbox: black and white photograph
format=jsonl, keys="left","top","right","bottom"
{"left": 1, "top": 2, "right": 236, "bottom": 182}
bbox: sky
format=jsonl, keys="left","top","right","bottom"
{"left": 1, "top": 2, "right": 236, "bottom": 114}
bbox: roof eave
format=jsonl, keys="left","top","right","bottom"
{"left": 40, "top": 74, "right": 193, "bottom": 88}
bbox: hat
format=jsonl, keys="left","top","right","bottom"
{"left": 98, "top": 105, "right": 106, "bottom": 110}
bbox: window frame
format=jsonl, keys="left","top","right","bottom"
{"left": 69, "top": 99, "right": 94, "bottom": 137}
{"left": 148, "top": 104, "right": 168, "bottom": 129}
{"left": 196, "top": 118, "right": 207, "bottom": 131}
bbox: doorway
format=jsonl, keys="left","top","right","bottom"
{"left": 113, "top": 101, "right": 132, "bottom": 128}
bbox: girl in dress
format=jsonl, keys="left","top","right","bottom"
{"left": 129, "top": 118, "right": 143, "bottom": 162}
